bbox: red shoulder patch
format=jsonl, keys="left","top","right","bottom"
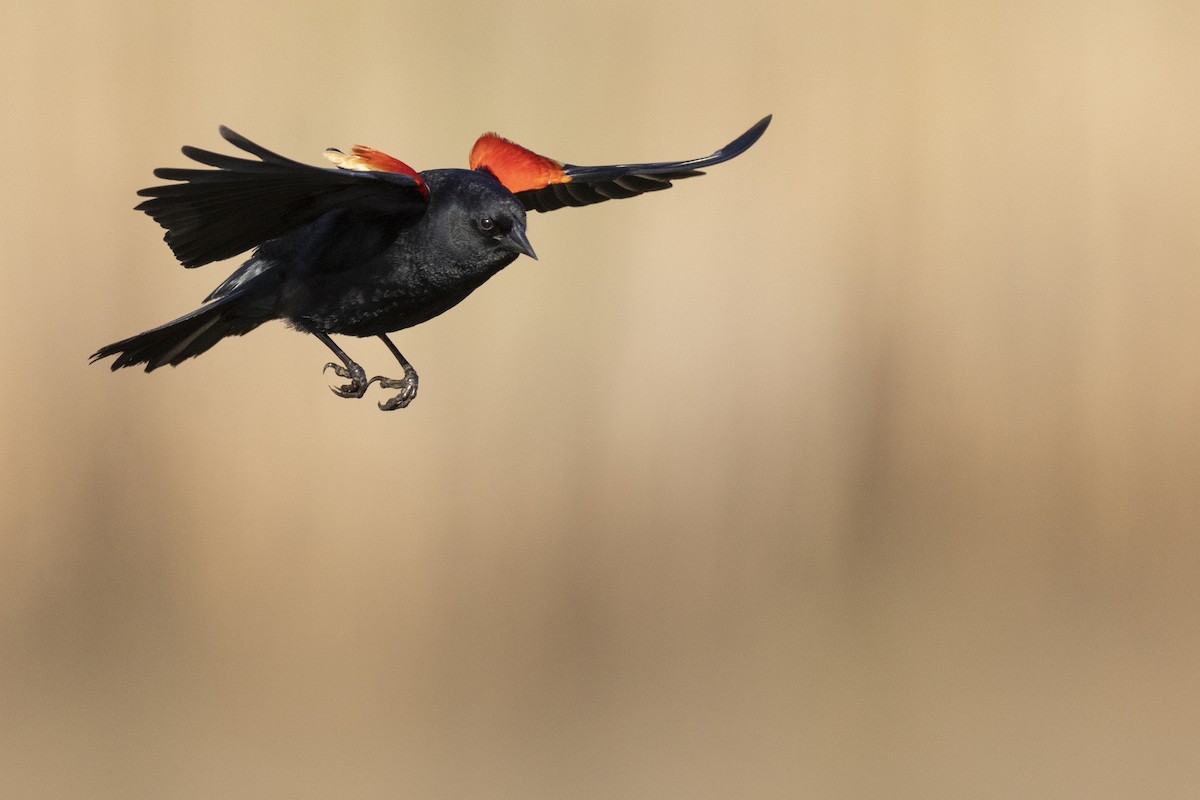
{"left": 324, "top": 145, "right": 429, "bottom": 198}
{"left": 469, "top": 133, "right": 570, "bottom": 194}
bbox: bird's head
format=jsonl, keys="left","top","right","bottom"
{"left": 424, "top": 170, "right": 536, "bottom": 270}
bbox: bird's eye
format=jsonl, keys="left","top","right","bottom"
{"left": 478, "top": 217, "right": 496, "bottom": 233}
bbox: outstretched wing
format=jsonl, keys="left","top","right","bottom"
{"left": 469, "top": 115, "right": 771, "bottom": 213}
{"left": 136, "top": 127, "right": 429, "bottom": 268}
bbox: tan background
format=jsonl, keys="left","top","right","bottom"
{"left": 3, "top": 1, "right": 1199, "bottom": 797}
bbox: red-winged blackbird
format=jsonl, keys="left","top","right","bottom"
{"left": 92, "top": 116, "right": 771, "bottom": 410}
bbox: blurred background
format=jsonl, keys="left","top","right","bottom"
{"left": 3, "top": 1, "right": 1199, "bottom": 797}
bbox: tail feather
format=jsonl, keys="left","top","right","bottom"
{"left": 91, "top": 295, "right": 269, "bottom": 371}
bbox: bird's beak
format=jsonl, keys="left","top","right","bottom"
{"left": 504, "top": 224, "right": 538, "bottom": 260}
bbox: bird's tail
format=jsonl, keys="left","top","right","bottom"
{"left": 91, "top": 292, "right": 270, "bottom": 372}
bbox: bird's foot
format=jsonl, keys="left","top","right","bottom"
{"left": 368, "top": 368, "right": 419, "bottom": 411}
{"left": 324, "top": 361, "right": 369, "bottom": 398}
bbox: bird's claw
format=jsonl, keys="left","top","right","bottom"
{"left": 324, "top": 361, "right": 369, "bottom": 398}
{"left": 368, "top": 370, "right": 419, "bottom": 411}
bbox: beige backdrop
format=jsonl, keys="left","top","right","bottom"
{"left": 3, "top": 1, "right": 1199, "bottom": 797}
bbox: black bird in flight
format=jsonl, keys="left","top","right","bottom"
{"left": 92, "top": 116, "right": 772, "bottom": 410}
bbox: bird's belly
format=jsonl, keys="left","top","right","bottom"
{"left": 288, "top": 272, "right": 492, "bottom": 338}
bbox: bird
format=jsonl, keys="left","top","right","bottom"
{"left": 91, "top": 115, "right": 772, "bottom": 410}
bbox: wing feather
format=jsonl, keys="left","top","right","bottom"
{"left": 469, "top": 116, "right": 771, "bottom": 213}
{"left": 135, "top": 127, "right": 428, "bottom": 268}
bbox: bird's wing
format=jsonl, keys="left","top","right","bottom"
{"left": 136, "top": 127, "right": 429, "bottom": 268}
{"left": 469, "top": 115, "right": 771, "bottom": 213}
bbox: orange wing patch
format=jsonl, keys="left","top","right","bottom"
{"left": 469, "top": 133, "right": 570, "bottom": 194}
{"left": 324, "top": 145, "right": 428, "bottom": 198}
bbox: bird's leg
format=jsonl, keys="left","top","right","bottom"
{"left": 315, "top": 332, "right": 370, "bottom": 399}
{"left": 367, "top": 334, "right": 419, "bottom": 411}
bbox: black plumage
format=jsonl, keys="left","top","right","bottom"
{"left": 92, "top": 117, "right": 771, "bottom": 410}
